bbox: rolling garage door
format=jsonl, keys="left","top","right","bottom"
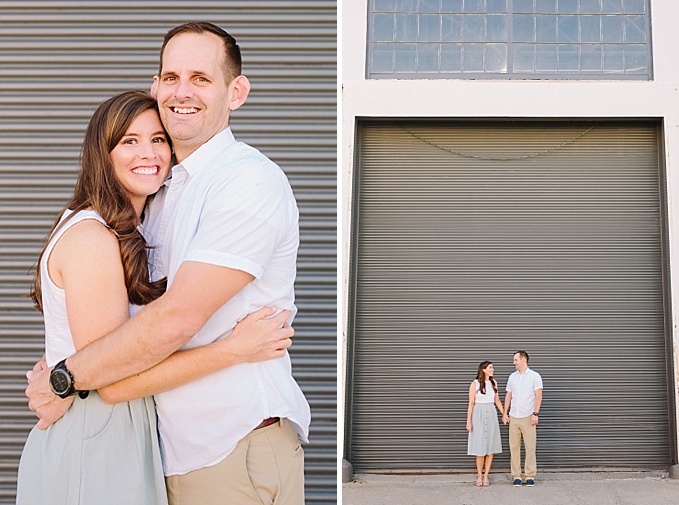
{"left": 347, "top": 120, "right": 674, "bottom": 472}
{"left": 0, "top": 2, "right": 336, "bottom": 503}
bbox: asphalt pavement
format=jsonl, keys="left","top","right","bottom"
{"left": 342, "top": 471, "right": 679, "bottom": 505}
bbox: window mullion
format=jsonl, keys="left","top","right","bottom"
{"left": 507, "top": 0, "right": 514, "bottom": 75}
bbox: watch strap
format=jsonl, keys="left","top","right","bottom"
{"left": 50, "top": 359, "right": 88, "bottom": 399}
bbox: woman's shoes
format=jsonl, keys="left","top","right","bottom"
{"left": 476, "top": 475, "right": 490, "bottom": 487}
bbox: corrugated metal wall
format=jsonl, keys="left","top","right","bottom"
{"left": 0, "top": 2, "right": 336, "bottom": 503}
{"left": 348, "top": 120, "right": 672, "bottom": 472}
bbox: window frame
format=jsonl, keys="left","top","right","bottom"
{"left": 366, "top": 0, "right": 653, "bottom": 80}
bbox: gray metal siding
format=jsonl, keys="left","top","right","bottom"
{"left": 0, "top": 2, "right": 336, "bottom": 503}
{"left": 348, "top": 120, "right": 671, "bottom": 472}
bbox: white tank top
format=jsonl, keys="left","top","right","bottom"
{"left": 40, "top": 209, "right": 138, "bottom": 366}
{"left": 474, "top": 379, "right": 496, "bottom": 404}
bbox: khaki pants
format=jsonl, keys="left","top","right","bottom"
{"left": 509, "top": 415, "right": 537, "bottom": 480}
{"left": 165, "top": 419, "right": 305, "bottom": 505}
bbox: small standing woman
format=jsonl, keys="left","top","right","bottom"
{"left": 466, "top": 360, "right": 504, "bottom": 487}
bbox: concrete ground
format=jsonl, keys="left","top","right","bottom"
{"left": 342, "top": 472, "right": 679, "bottom": 505}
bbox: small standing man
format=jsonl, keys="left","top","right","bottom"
{"left": 502, "top": 350, "right": 543, "bottom": 487}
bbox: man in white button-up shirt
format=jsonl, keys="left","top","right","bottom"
{"left": 502, "top": 351, "right": 543, "bottom": 488}
{"left": 27, "top": 22, "right": 310, "bottom": 505}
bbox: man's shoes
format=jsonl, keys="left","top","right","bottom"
{"left": 513, "top": 478, "right": 522, "bottom": 486}
{"left": 525, "top": 479, "right": 535, "bottom": 487}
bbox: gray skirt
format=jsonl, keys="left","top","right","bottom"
{"left": 467, "top": 402, "right": 503, "bottom": 456}
{"left": 16, "top": 391, "right": 168, "bottom": 505}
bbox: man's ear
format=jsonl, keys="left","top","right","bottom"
{"left": 150, "top": 75, "right": 159, "bottom": 99}
{"left": 227, "top": 75, "right": 251, "bottom": 112}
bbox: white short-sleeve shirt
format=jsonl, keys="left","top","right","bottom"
{"left": 506, "top": 367, "right": 543, "bottom": 418}
{"left": 142, "top": 128, "right": 310, "bottom": 476}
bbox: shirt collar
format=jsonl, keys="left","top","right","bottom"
{"left": 173, "top": 127, "right": 236, "bottom": 178}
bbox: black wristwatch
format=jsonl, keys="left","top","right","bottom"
{"left": 532, "top": 412, "right": 540, "bottom": 416}
{"left": 49, "top": 359, "right": 88, "bottom": 399}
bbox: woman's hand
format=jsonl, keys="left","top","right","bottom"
{"left": 25, "top": 354, "right": 47, "bottom": 382}
{"left": 466, "top": 420, "right": 472, "bottom": 432}
{"left": 26, "top": 366, "right": 74, "bottom": 430}
{"left": 222, "top": 306, "right": 294, "bottom": 363}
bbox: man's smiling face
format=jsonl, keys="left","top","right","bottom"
{"left": 152, "top": 31, "right": 232, "bottom": 160}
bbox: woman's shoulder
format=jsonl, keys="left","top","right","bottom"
{"left": 47, "top": 211, "right": 122, "bottom": 286}
{"left": 53, "top": 209, "right": 109, "bottom": 237}
{"left": 53, "top": 215, "right": 118, "bottom": 257}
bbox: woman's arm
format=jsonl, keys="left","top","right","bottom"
{"left": 97, "top": 307, "right": 292, "bottom": 404}
{"left": 24, "top": 219, "right": 130, "bottom": 426}
{"left": 56, "top": 219, "right": 132, "bottom": 352}
{"left": 491, "top": 379, "right": 504, "bottom": 414}
{"left": 494, "top": 391, "right": 504, "bottom": 415}
{"left": 466, "top": 381, "right": 475, "bottom": 432}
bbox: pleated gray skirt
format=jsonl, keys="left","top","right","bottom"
{"left": 16, "top": 391, "right": 168, "bottom": 505}
{"left": 467, "top": 402, "right": 503, "bottom": 456}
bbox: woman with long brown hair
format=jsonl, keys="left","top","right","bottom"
{"left": 16, "top": 91, "right": 291, "bottom": 504}
{"left": 466, "top": 360, "right": 505, "bottom": 487}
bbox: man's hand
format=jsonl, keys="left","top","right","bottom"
{"left": 224, "top": 306, "right": 294, "bottom": 362}
{"left": 502, "top": 413, "right": 509, "bottom": 425}
{"left": 26, "top": 366, "right": 74, "bottom": 430}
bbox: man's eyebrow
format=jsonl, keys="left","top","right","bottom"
{"left": 160, "top": 70, "right": 203, "bottom": 77}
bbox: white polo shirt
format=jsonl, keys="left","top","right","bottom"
{"left": 142, "top": 128, "right": 310, "bottom": 476}
{"left": 506, "top": 367, "right": 543, "bottom": 418}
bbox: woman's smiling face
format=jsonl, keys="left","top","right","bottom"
{"left": 109, "top": 109, "right": 171, "bottom": 215}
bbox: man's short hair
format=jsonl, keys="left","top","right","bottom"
{"left": 514, "top": 350, "right": 529, "bottom": 363}
{"left": 159, "top": 22, "right": 242, "bottom": 83}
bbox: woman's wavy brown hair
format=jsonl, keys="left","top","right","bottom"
{"left": 30, "top": 91, "right": 168, "bottom": 312}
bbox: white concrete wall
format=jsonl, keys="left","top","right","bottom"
{"left": 341, "top": 0, "right": 679, "bottom": 462}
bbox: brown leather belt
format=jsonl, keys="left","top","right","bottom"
{"left": 254, "top": 417, "right": 280, "bottom": 430}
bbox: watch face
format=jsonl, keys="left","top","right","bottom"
{"left": 50, "top": 370, "right": 71, "bottom": 394}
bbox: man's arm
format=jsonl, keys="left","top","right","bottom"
{"left": 97, "top": 307, "right": 292, "bottom": 404}
{"left": 69, "top": 260, "right": 255, "bottom": 389}
{"left": 532, "top": 388, "right": 543, "bottom": 426}
{"left": 27, "top": 261, "right": 290, "bottom": 427}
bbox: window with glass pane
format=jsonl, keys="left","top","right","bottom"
{"left": 368, "top": 0, "right": 651, "bottom": 78}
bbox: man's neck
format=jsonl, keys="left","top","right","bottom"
{"left": 174, "top": 146, "right": 197, "bottom": 164}
{"left": 173, "top": 128, "right": 230, "bottom": 163}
